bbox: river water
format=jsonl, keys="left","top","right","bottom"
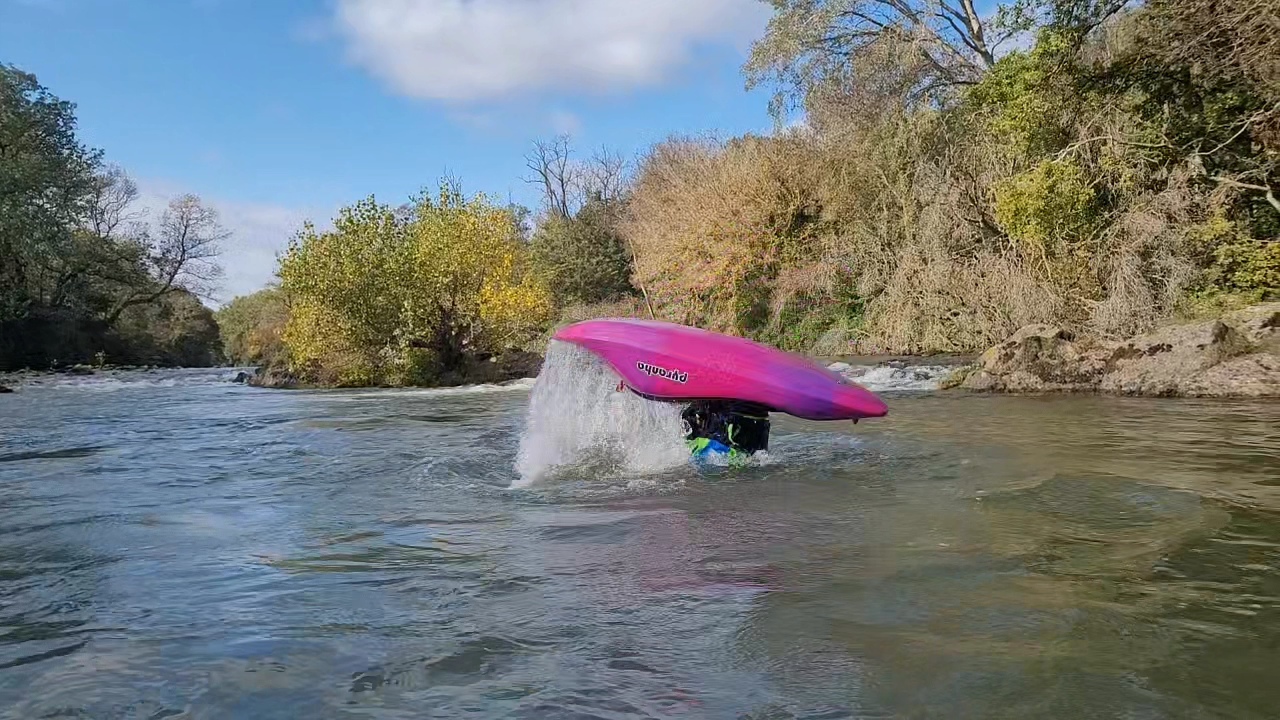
{"left": 1, "top": 349, "right": 1278, "bottom": 719}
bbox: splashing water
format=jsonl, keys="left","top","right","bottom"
{"left": 513, "top": 340, "right": 690, "bottom": 488}
{"left": 826, "top": 361, "right": 954, "bottom": 392}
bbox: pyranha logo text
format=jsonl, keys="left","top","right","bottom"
{"left": 636, "top": 361, "right": 688, "bottom": 383}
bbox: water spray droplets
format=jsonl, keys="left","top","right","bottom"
{"left": 512, "top": 341, "right": 690, "bottom": 488}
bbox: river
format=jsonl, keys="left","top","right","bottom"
{"left": 1, "top": 350, "right": 1278, "bottom": 719}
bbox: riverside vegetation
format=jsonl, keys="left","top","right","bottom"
{"left": 0, "top": 65, "right": 228, "bottom": 371}
{"left": 222, "top": 0, "right": 1279, "bottom": 393}
{"left": 9, "top": 0, "right": 1278, "bottom": 395}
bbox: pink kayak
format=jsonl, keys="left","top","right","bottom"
{"left": 552, "top": 318, "right": 888, "bottom": 421}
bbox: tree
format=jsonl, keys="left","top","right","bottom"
{"left": 524, "top": 135, "right": 580, "bottom": 219}
{"left": 110, "top": 289, "right": 224, "bottom": 367}
{"left": 744, "top": 0, "right": 1018, "bottom": 118}
{"left": 523, "top": 137, "right": 641, "bottom": 307}
{"left": 104, "top": 194, "right": 228, "bottom": 324}
{"left": 0, "top": 63, "right": 102, "bottom": 323}
{"left": 742, "top": 0, "right": 1142, "bottom": 121}
{"left": 529, "top": 196, "right": 634, "bottom": 305}
{"left": 0, "top": 64, "right": 227, "bottom": 369}
{"left": 1127, "top": 0, "right": 1280, "bottom": 217}
{"left": 41, "top": 166, "right": 149, "bottom": 311}
{"left": 214, "top": 287, "right": 289, "bottom": 366}
{"left": 278, "top": 183, "right": 553, "bottom": 386}
{"left": 1143, "top": 0, "right": 1278, "bottom": 102}
{"left": 524, "top": 136, "right": 632, "bottom": 216}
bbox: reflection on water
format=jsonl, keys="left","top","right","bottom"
{"left": 0, "top": 368, "right": 1278, "bottom": 718}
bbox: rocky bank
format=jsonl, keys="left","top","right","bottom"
{"left": 950, "top": 303, "right": 1280, "bottom": 397}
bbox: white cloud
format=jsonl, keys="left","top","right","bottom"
{"left": 134, "top": 180, "right": 327, "bottom": 306}
{"left": 547, "top": 109, "right": 582, "bottom": 136}
{"left": 331, "top": 0, "right": 771, "bottom": 103}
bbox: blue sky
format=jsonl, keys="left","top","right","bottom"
{"left": 2, "top": 0, "right": 776, "bottom": 302}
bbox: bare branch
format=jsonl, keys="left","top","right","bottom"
{"left": 1209, "top": 176, "right": 1280, "bottom": 214}
{"left": 584, "top": 146, "right": 629, "bottom": 204}
{"left": 84, "top": 165, "right": 145, "bottom": 241}
{"left": 106, "top": 194, "right": 228, "bottom": 323}
{"left": 524, "top": 135, "right": 579, "bottom": 219}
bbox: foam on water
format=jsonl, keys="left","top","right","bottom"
{"left": 513, "top": 341, "right": 689, "bottom": 488}
{"left": 826, "top": 362, "right": 953, "bottom": 392}
{"left": 341, "top": 377, "right": 537, "bottom": 400}
{"left": 1, "top": 367, "right": 255, "bottom": 391}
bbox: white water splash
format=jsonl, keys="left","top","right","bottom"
{"left": 0, "top": 367, "right": 255, "bottom": 391}
{"left": 374, "top": 378, "right": 536, "bottom": 397}
{"left": 512, "top": 341, "right": 689, "bottom": 488}
{"left": 827, "top": 362, "right": 953, "bottom": 392}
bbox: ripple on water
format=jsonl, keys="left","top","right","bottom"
{"left": 2, "top": 369, "right": 1280, "bottom": 718}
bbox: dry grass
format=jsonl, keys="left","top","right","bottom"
{"left": 618, "top": 58, "right": 1232, "bottom": 354}
{"left": 621, "top": 134, "right": 827, "bottom": 334}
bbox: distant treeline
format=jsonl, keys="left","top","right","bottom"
{"left": 0, "top": 64, "right": 227, "bottom": 370}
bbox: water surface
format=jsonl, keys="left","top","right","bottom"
{"left": 1, "top": 366, "right": 1278, "bottom": 719}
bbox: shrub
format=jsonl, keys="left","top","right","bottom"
{"left": 277, "top": 183, "right": 553, "bottom": 386}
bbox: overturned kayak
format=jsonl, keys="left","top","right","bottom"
{"left": 552, "top": 318, "right": 888, "bottom": 422}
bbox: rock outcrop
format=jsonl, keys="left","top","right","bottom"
{"left": 247, "top": 366, "right": 300, "bottom": 389}
{"left": 958, "top": 303, "right": 1280, "bottom": 397}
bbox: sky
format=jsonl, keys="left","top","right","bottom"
{"left": 2, "top": 0, "right": 778, "bottom": 304}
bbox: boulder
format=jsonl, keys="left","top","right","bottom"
{"left": 490, "top": 350, "right": 544, "bottom": 381}
{"left": 0, "top": 385, "right": 12, "bottom": 394}
{"left": 960, "top": 325, "right": 1114, "bottom": 393}
{"left": 1227, "top": 303, "right": 1280, "bottom": 355}
{"left": 1100, "top": 318, "right": 1254, "bottom": 396}
{"left": 248, "top": 366, "right": 300, "bottom": 389}
{"left": 231, "top": 371, "right": 251, "bottom": 384}
{"left": 958, "top": 302, "right": 1280, "bottom": 398}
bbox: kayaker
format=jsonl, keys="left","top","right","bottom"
{"left": 681, "top": 399, "right": 771, "bottom": 458}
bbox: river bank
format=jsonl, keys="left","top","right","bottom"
{"left": 947, "top": 302, "right": 1280, "bottom": 397}
{"left": 235, "top": 302, "right": 1280, "bottom": 400}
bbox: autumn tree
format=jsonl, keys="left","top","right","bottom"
{"left": 278, "top": 182, "right": 553, "bottom": 386}
{"left": 214, "top": 287, "right": 289, "bottom": 366}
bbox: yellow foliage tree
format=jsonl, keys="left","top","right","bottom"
{"left": 277, "top": 182, "right": 552, "bottom": 386}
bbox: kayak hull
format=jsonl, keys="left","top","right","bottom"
{"left": 552, "top": 318, "right": 888, "bottom": 421}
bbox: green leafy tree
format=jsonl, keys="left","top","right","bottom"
{"left": 278, "top": 182, "right": 553, "bottom": 386}
{"left": 215, "top": 287, "right": 289, "bottom": 366}
{"left": 530, "top": 195, "right": 635, "bottom": 305}
{"left": 0, "top": 63, "right": 102, "bottom": 324}
{"left": 0, "top": 64, "right": 227, "bottom": 369}
{"left": 111, "top": 289, "right": 224, "bottom": 367}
